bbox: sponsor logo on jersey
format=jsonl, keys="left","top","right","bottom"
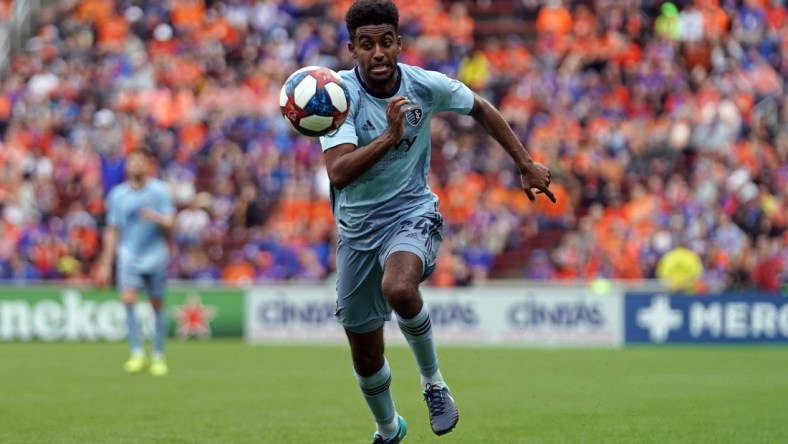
{"left": 405, "top": 105, "right": 423, "bottom": 127}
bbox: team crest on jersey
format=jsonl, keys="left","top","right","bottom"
{"left": 405, "top": 105, "right": 423, "bottom": 127}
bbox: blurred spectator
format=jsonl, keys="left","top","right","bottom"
{"left": 655, "top": 2, "right": 681, "bottom": 40}
{"left": 222, "top": 249, "right": 254, "bottom": 286}
{"left": 536, "top": 0, "right": 572, "bottom": 37}
{"left": 174, "top": 193, "right": 211, "bottom": 247}
{"left": 656, "top": 243, "right": 705, "bottom": 294}
{"left": 525, "top": 249, "right": 556, "bottom": 280}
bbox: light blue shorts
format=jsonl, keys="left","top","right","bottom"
{"left": 117, "top": 264, "right": 167, "bottom": 299}
{"left": 334, "top": 213, "right": 443, "bottom": 333}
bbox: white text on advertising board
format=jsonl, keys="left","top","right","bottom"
{"left": 689, "top": 302, "right": 788, "bottom": 338}
{"left": 636, "top": 296, "right": 788, "bottom": 342}
{"left": 0, "top": 291, "right": 153, "bottom": 341}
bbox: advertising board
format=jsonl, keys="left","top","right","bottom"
{"left": 0, "top": 287, "right": 244, "bottom": 341}
{"left": 625, "top": 293, "right": 788, "bottom": 344}
{"left": 245, "top": 285, "right": 624, "bottom": 347}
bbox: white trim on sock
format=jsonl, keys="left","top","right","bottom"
{"left": 377, "top": 414, "right": 399, "bottom": 438}
{"left": 421, "top": 369, "right": 445, "bottom": 387}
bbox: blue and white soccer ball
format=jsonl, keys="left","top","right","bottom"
{"left": 280, "top": 66, "right": 350, "bottom": 138}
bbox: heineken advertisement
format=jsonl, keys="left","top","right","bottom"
{"left": 0, "top": 287, "right": 244, "bottom": 341}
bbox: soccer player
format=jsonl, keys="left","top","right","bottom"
{"left": 321, "top": 1, "right": 556, "bottom": 442}
{"left": 95, "top": 149, "right": 175, "bottom": 377}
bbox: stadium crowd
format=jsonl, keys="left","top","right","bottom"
{"left": 0, "top": 0, "right": 785, "bottom": 293}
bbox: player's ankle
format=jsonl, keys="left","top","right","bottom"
{"left": 420, "top": 369, "right": 444, "bottom": 387}
{"left": 377, "top": 415, "right": 400, "bottom": 439}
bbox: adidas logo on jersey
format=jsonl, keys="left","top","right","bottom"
{"left": 361, "top": 120, "right": 376, "bottom": 131}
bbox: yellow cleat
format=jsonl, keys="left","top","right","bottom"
{"left": 149, "top": 358, "right": 169, "bottom": 377}
{"left": 124, "top": 355, "right": 148, "bottom": 374}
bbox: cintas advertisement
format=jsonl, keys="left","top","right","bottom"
{"left": 0, "top": 287, "right": 244, "bottom": 341}
{"left": 245, "top": 285, "right": 624, "bottom": 347}
{"left": 625, "top": 293, "right": 788, "bottom": 344}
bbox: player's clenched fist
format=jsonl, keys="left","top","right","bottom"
{"left": 385, "top": 96, "right": 410, "bottom": 142}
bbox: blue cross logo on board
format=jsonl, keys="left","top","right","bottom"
{"left": 637, "top": 296, "right": 683, "bottom": 343}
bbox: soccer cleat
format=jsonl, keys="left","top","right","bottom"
{"left": 123, "top": 355, "right": 148, "bottom": 374}
{"left": 149, "top": 358, "right": 169, "bottom": 377}
{"left": 423, "top": 383, "right": 459, "bottom": 436}
{"left": 371, "top": 416, "right": 407, "bottom": 444}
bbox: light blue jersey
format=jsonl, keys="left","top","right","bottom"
{"left": 107, "top": 178, "right": 174, "bottom": 274}
{"left": 320, "top": 63, "right": 474, "bottom": 250}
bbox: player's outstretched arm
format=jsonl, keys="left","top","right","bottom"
{"left": 467, "top": 92, "right": 556, "bottom": 203}
{"left": 94, "top": 225, "right": 118, "bottom": 287}
{"left": 324, "top": 96, "right": 411, "bottom": 189}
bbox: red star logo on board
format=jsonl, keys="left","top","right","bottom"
{"left": 172, "top": 293, "right": 217, "bottom": 340}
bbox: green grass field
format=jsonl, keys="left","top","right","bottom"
{"left": 1, "top": 341, "right": 785, "bottom": 444}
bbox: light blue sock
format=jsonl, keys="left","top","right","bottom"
{"left": 355, "top": 358, "right": 398, "bottom": 437}
{"left": 398, "top": 305, "right": 441, "bottom": 383}
{"left": 125, "top": 303, "right": 143, "bottom": 356}
{"left": 153, "top": 308, "right": 167, "bottom": 358}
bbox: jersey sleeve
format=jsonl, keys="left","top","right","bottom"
{"left": 319, "top": 113, "right": 358, "bottom": 151}
{"left": 427, "top": 71, "right": 475, "bottom": 114}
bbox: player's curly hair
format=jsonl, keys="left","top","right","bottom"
{"left": 345, "top": 0, "right": 399, "bottom": 41}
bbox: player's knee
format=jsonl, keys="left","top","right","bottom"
{"left": 120, "top": 290, "right": 138, "bottom": 304}
{"left": 352, "top": 352, "right": 385, "bottom": 377}
{"left": 381, "top": 278, "right": 419, "bottom": 311}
